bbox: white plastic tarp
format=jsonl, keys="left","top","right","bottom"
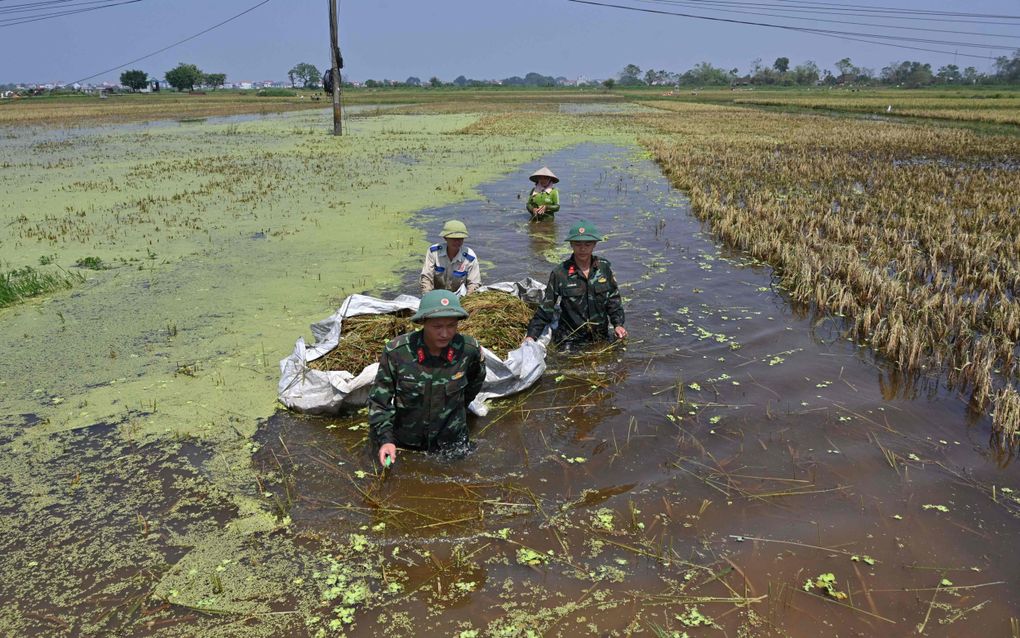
{"left": 278, "top": 278, "right": 550, "bottom": 417}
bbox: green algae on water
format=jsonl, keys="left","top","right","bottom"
{"left": 0, "top": 106, "right": 640, "bottom": 636}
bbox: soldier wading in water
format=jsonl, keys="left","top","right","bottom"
{"left": 369, "top": 290, "right": 486, "bottom": 466}
{"left": 524, "top": 220, "right": 627, "bottom": 348}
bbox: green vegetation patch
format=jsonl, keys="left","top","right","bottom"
{"left": 0, "top": 265, "right": 80, "bottom": 308}
{"left": 257, "top": 88, "right": 298, "bottom": 97}
{"left": 73, "top": 256, "right": 108, "bottom": 270}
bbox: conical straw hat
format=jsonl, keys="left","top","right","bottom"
{"left": 529, "top": 166, "right": 559, "bottom": 184}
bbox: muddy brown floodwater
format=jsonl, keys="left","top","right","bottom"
{"left": 257, "top": 143, "right": 1019, "bottom": 636}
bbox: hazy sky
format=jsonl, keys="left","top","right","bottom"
{"left": 1, "top": 0, "right": 1017, "bottom": 84}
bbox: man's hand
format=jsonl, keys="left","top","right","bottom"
{"left": 378, "top": 443, "right": 396, "bottom": 467}
{"left": 522, "top": 336, "right": 535, "bottom": 346}
{"left": 614, "top": 325, "right": 628, "bottom": 339}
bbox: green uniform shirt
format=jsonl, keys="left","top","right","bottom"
{"left": 368, "top": 330, "right": 485, "bottom": 451}
{"left": 527, "top": 255, "right": 624, "bottom": 345}
{"left": 526, "top": 187, "right": 560, "bottom": 216}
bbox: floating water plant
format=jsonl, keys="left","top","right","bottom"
{"left": 516, "top": 547, "right": 549, "bottom": 566}
{"left": 803, "top": 572, "right": 847, "bottom": 600}
{"left": 73, "top": 256, "right": 107, "bottom": 270}
{"left": 675, "top": 605, "right": 713, "bottom": 627}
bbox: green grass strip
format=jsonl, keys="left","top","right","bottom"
{"left": 0, "top": 266, "right": 81, "bottom": 308}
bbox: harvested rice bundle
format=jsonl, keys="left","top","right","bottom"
{"left": 308, "top": 312, "right": 413, "bottom": 372}
{"left": 308, "top": 292, "right": 532, "bottom": 372}
{"left": 459, "top": 291, "right": 533, "bottom": 359}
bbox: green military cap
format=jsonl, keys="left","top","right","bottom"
{"left": 440, "top": 220, "right": 469, "bottom": 239}
{"left": 412, "top": 290, "right": 469, "bottom": 322}
{"left": 565, "top": 220, "right": 603, "bottom": 242}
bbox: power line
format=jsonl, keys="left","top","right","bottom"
{"left": 0, "top": 0, "right": 147, "bottom": 26}
{"left": 68, "top": 0, "right": 274, "bottom": 84}
{"left": 566, "top": 0, "right": 1017, "bottom": 59}
{"left": 702, "top": 0, "right": 1020, "bottom": 20}
{"left": 639, "top": 0, "right": 1020, "bottom": 25}
{"left": 635, "top": 0, "right": 1020, "bottom": 42}
{"left": 1, "top": 0, "right": 120, "bottom": 14}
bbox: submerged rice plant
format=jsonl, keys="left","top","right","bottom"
{"left": 0, "top": 266, "right": 81, "bottom": 308}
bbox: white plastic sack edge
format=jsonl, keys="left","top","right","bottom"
{"left": 278, "top": 278, "right": 550, "bottom": 417}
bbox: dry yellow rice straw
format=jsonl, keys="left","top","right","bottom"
{"left": 308, "top": 291, "right": 532, "bottom": 372}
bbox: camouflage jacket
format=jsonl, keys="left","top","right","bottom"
{"left": 526, "top": 255, "right": 624, "bottom": 344}
{"left": 368, "top": 330, "right": 485, "bottom": 451}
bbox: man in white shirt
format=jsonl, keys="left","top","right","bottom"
{"left": 420, "top": 220, "right": 481, "bottom": 295}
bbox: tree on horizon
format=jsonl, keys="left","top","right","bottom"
{"left": 119, "top": 69, "right": 148, "bottom": 92}
{"left": 165, "top": 63, "right": 203, "bottom": 92}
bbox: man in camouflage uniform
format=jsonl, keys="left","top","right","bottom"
{"left": 420, "top": 220, "right": 481, "bottom": 295}
{"left": 369, "top": 290, "right": 486, "bottom": 466}
{"left": 525, "top": 220, "right": 627, "bottom": 347}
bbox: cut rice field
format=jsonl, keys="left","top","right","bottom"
{"left": 2, "top": 91, "right": 1019, "bottom": 637}
{"left": 0, "top": 87, "right": 624, "bottom": 126}
{"left": 0, "top": 91, "right": 332, "bottom": 126}
{"left": 626, "top": 87, "right": 1020, "bottom": 125}
{"left": 726, "top": 99, "right": 1020, "bottom": 126}
{"left": 638, "top": 100, "right": 1020, "bottom": 440}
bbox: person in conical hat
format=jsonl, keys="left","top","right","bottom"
{"left": 368, "top": 290, "right": 486, "bottom": 466}
{"left": 420, "top": 219, "right": 481, "bottom": 296}
{"left": 526, "top": 166, "right": 560, "bottom": 221}
{"left": 524, "top": 219, "right": 627, "bottom": 348}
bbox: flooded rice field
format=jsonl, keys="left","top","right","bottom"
{"left": 259, "top": 144, "right": 1020, "bottom": 636}
{"left": 2, "top": 106, "right": 1018, "bottom": 636}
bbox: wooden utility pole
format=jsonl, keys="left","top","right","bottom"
{"left": 328, "top": 0, "right": 342, "bottom": 135}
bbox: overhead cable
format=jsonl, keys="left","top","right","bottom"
{"left": 68, "top": 0, "right": 274, "bottom": 84}
{"left": 0, "top": 0, "right": 145, "bottom": 26}
{"left": 566, "top": 0, "right": 1017, "bottom": 59}
{"left": 639, "top": 0, "right": 1020, "bottom": 25}
{"left": 635, "top": 0, "right": 1020, "bottom": 41}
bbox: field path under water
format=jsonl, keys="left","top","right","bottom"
{"left": 260, "top": 142, "right": 1020, "bottom": 636}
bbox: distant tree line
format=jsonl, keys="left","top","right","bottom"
{"left": 116, "top": 63, "right": 227, "bottom": 92}
{"left": 298, "top": 68, "right": 572, "bottom": 89}
{"left": 278, "top": 49, "right": 1020, "bottom": 90}
{"left": 341, "top": 50, "right": 1020, "bottom": 89}
{"left": 610, "top": 52, "right": 1020, "bottom": 88}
